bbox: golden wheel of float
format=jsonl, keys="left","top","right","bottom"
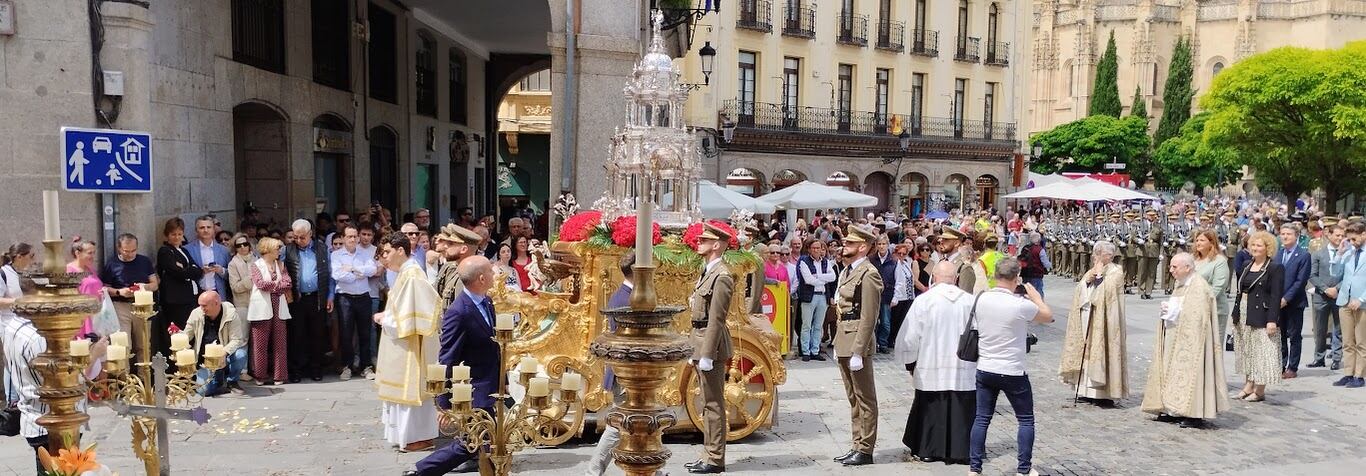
{"left": 681, "top": 338, "right": 777, "bottom": 442}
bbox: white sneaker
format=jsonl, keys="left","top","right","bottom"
{"left": 1017, "top": 470, "right": 1039, "bottom": 476}
{"left": 969, "top": 472, "right": 981, "bottom": 476}
{"left": 340, "top": 368, "right": 352, "bottom": 381}
{"left": 363, "top": 367, "right": 375, "bottom": 380}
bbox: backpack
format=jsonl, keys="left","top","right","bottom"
{"left": 1019, "top": 245, "right": 1046, "bottom": 278}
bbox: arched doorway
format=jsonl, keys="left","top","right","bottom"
{"left": 944, "top": 173, "right": 970, "bottom": 213}
{"left": 494, "top": 64, "right": 553, "bottom": 230}
{"left": 233, "top": 102, "right": 290, "bottom": 225}
{"left": 864, "top": 171, "right": 894, "bottom": 214}
{"left": 826, "top": 171, "right": 859, "bottom": 191}
{"left": 900, "top": 172, "right": 928, "bottom": 218}
{"left": 976, "top": 174, "right": 1000, "bottom": 211}
{"left": 369, "top": 125, "right": 399, "bottom": 213}
{"left": 772, "top": 169, "right": 807, "bottom": 191}
{"left": 312, "top": 113, "right": 353, "bottom": 216}
{"left": 725, "top": 167, "right": 766, "bottom": 196}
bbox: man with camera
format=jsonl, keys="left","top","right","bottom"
{"left": 968, "top": 260, "right": 1053, "bottom": 476}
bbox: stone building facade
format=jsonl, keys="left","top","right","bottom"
{"left": 0, "top": 0, "right": 647, "bottom": 252}
{"left": 678, "top": 0, "right": 1027, "bottom": 217}
{"left": 1025, "top": 0, "right": 1366, "bottom": 136}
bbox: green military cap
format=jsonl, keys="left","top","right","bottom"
{"left": 700, "top": 222, "right": 733, "bottom": 243}
{"left": 1167, "top": 212, "right": 1179, "bottom": 219}
{"left": 845, "top": 225, "right": 878, "bottom": 244}
{"left": 939, "top": 227, "right": 966, "bottom": 241}
{"left": 1323, "top": 216, "right": 1341, "bottom": 226}
{"left": 436, "top": 224, "right": 481, "bottom": 245}
{"left": 1123, "top": 210, "right": 1137, "bottom": 218}
{"left": 1144, "top": 209, "right": 1158, "bottom": 216}
{"left": 1223, "top": 210, "right": 1237, "bottom": 217}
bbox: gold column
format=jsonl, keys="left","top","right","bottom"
{"left": 13, "top": 240, "right": 101, "bottom": 452}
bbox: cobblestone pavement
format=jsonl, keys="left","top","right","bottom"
{"left": 4, "top": 275, "right": 1366, "bottom": 475}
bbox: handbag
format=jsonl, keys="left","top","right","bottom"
{"left": 2, "top": 369, "right": 20, "bottom": 437}
{"left": 957, "top": 294, "right": 984, "bottom": 362}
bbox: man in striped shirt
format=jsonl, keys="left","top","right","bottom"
{"left": 3, "top": 311, "right": 49, "bottom": 474}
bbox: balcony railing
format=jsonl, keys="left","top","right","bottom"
{"left": 909, "top": 29, "right": 939, "bottom": 57}
{"left": 737, "top": 0, "right": 773, "bottom": 32}
{"left": 984, "top": 41, "right": 1009, "bottom": 66}
{"left": 723, "top": 99, "right": 1017, "bottom": 142}
{"left": 954, "top": 36, "right": 981, "bottom": 63}
{"left": 782, "top": 5, "right": 817, "bottom": 38}
{"left": 876, "top": 19, "right": 905, "bottom": 52}
{"left": 837, "top": 11, "right": 869, "bottom": 46}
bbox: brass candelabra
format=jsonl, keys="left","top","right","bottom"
{"left": 12, "top": 240, "right": 102, "bottom": 453}
{"left": 84, "top": 302, "right": 221, "bottom": 476}
{"left": 427, "top": 324, "right": 587, "bottom": 476}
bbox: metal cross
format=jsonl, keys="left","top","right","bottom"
{"left": 107, "top": 354, "right": 212, "bottom": 476}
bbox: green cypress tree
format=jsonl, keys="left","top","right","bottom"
{"left": 1130, "top": 86, "right": 1147, "bottom": 119}
{"left": 1089, "top": 31, "right": 1123, "bottom": 118}
{"left": 1155, "top": 37, "right": 1194, "bottom": 146}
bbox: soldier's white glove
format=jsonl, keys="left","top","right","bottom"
{"left": 849, "top": 354, "right": 864, "bottom": 371}
{"left": 698, "top": 358, "right": 714, "bottom": 372}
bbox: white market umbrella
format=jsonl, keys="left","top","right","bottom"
{"left": 756, "top": 180, "right": 878, "bottom": 210}
{"left": 1002, "top": 181, "right": 1090, "bottom": 201}
{"left": 1073, "top": 180, "right": 1157, "bottom": 201}
{"left": 698, "top": 180, "right": 776, "bottom": 218}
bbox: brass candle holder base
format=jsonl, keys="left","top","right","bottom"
{"left": 202, "top": 355, "right": 225, "bottom": 372}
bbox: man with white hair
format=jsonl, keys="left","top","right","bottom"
{"left": 284, "top": 218, "right": 332, "bottom": 383}
{"left": 1140, "top": 253, "right": 1229, "bottom": 429}
{"left": 895, "top": 260, "right": 976, "bottom": 464}
{"left": 1058, "top": 240, "right": 1129, "bottom": 407}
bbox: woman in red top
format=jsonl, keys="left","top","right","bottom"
{"left": 511, "top": 236, "right": 535, "bottom": 292}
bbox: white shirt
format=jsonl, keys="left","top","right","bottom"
{"left": 1161, "top": 275, "right": 1193, "bottom": 328}
{"left": 2, "top": 314, "right": 47, "bottom": 438}
{"left": 331, "top": 246, "right": 378, "bottom": 296}
{"left": 196, "top": 239, "right": 218, "bottom": 291}
{"left": 799, "top": 257, "right": 837, "bottom": 288}
{"left": 360, "top": 244, "right": 383, "bottom": 298}
{"left": 974, "top": 288, "right": 1039, "bottom": 376}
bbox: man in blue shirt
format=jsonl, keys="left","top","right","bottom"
{"left": 285, "top": 219, "right": 333, "bottom": 383}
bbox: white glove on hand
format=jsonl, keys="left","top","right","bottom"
{"left": 698, "top": 358, "right": 714, "bottom": 372}
{"left": 849, "top": 354, "right": 864, "bottom": 371}
{"left": 688, "top": 358, "right": 696, "bottom": 367}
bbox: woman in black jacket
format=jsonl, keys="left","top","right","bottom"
{"left": 1231, "top": 230, "right": 1284, "bottom": 402}
{"left": 155, "top": 217, "right": 203, "bottom": 358}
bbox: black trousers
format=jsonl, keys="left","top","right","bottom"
{"left": 288, "top": 293, "right": 328, "bottom": 378}
{"left": 1281, "top": 306, "right": 1307, "bottom": 372}
{"left": 889, "top": 300, "right": 913, "bottom": 349}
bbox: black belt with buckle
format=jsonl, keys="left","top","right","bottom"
{"left": 691, "top": 321, "right": 708, "bottom": 329}
{"left": 840, "top": 316, "right": 861, "bottom": 321}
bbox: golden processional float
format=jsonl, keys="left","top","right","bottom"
{"left": 489, "top": 13, "right": 787, "bottom": 444}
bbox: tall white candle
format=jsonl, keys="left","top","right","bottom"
{"left": 42, "top": 190, "right": 60, "bottom": 241}
{"left": 636, "top": 176, "right": 652, "bottom": 268}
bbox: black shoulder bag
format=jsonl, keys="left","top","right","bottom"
{"left": 957, "top": 293, "right": 985, "bottom": 362}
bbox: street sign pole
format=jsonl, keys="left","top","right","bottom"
{"left": 101, "top": 193, "right": 116, "bottom": 262}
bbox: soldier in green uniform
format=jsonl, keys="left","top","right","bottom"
{"left": 1138, "top": 209, "right": 1164, "bottom": 299}
{"left": 435, "top": 224, "right": 484, "bottom": 312}
{"left": 686, "top": 223, "right": 737, "bottom": 474}
{"left": 831, "top": 225, "right": 883, "bottom": 467}
{"left": 1161, "top": 211, "right": 1182, "bottom": 294}
{"left": 1121, "top": 210, "right": 1140, "bottom": 293}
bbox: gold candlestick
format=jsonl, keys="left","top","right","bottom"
{"left": 428, "top": 328, "right": 587, "bottom": 476}
{"left": 13, "top": 240, "right": 102, "bottom": 453}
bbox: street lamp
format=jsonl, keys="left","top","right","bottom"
{"left": 721, "top": 118, "right": 736, "bottom": 143}
{"left": 698, "top": 41, "right": 716, "bottom": 85}
{"left": 899, "top": 129, "right": 912, "bottom": 152}
{"left": 1031, "top": 145, "right": 1042, "bottom": 158}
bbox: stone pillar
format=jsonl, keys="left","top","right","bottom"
{"left": 99, "top": 3, "right": 157, "bottom": 252}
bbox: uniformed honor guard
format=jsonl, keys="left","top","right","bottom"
{"left": 1138, "top": 209, "right": 1164, "bottom": 299}
{"left": 1221, "top": 210, "right": 1242, "bottom": 274}
{"left": 686, "top": 223, "right": 737, "bottom": 474}
{"left": 1122, "top": 210, "right": 1141, "bottom": 292}
{"left": 435, "top": 224, "right": 484, "bottom": 312}
{"left": 1162, "top": 212, "right": 1182, "bottom": 294}
{"left": 832, "top": 225, "right": 884, "bottom": 467}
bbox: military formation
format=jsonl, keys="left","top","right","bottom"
{"left": 1043, "top": 208, "right": 1245, "bottom": 299}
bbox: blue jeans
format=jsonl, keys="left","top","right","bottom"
{"left": 875, "top": 303, "right": 892, "bottom": 348}
{"left": 799, "top": 295, "right": 828, "bottom": 356}
{"left": 196, "top": 347, "right": 248, "bottom": 396}
{"left": 970, "top": 370, "right": 1035, "bottom": 474}
{"left": 1027, "top": 277, "right": 1045, "bottom": 298}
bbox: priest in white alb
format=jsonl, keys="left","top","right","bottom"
{"left": 374, "top": 232, "right": 441, "bottom": 452}
{"left": 1141, "top": 253, "right": 1229, "bottom": 429}
{"left": 895, "top": 261, "right": 977, "bottom": 465}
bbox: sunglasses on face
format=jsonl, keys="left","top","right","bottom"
{"left": 235, "top": 242, "right": 251, "bottom": 248}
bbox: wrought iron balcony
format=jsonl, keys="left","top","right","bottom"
{"left": 837, "top": 11, "right": 869, "bottom": 47}
{"left": 723, "top": 99, "right": 1017, "bottom": 143}
{"left": 782, "top": 5, "right": 816, "bottom": 39}
{"left": 875, "top": 19, "right": 905, "bottom": 52}
{"left": 954, "top": 36, "right": 981, "bottom": 63}
{"left": 985, "top": 41, "right": 1010, "bottom": 66}
{"left": 908, "top": 29, "right": 938, "bottom": 57}
{"left": 737, "top": 0, "right": 773, "bottom": 33}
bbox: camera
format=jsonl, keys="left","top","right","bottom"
{"left": 1026, "top": 333, "right": 1039, "bottom": 353}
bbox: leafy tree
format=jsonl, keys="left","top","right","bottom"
{"left": 1151, "top": 112, "right": 1240, "bottom": 189}
{"left": 1130, "top": 86, "right": 1147, "bottom": 119}
{"left": 1028, "top": 115, "right": 1151, "bottom": 174}
{"left": 1201, "top": 42, "right": 1366, "bottom": 213}
{"left": 1155, "top": 38, "right": 1195, "bottom": 147}
{"left": 1089, "top": 31, "right": 1122, "bottom": 118}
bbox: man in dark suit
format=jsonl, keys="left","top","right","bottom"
{"left": 410, "top": 255, "right": 499, "bottom": 476}
{"left": 285, "top": 219, "right": 332, "bottom": 382}
{"left": 1278, "top": 224, "right": 1313, "bottom": 378}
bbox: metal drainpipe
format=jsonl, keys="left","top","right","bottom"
{"left": 561, "top": 0, "right": 579, "bottom": 193}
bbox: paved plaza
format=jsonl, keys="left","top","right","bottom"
{"left": 5, "top": 275, "right": 1366, "bottom": 475}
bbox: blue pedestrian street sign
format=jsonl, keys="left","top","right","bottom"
{"left": 61, "top": 127, "right": 154, "bottom": 193}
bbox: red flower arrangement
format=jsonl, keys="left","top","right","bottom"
{"left": 558, "top": 210, "right": 603, "bottom": 242}
{"left": 681, "top": 220, "right": 739, "bottom": 250}
{"left": 610, "top": 215, "right": 663, "bottom": 248}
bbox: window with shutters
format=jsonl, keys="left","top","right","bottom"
{"left": 415, "top": 32, "right": 438, "bottom": 117}
{"left": 368, "top": 3, "right": 398, "bottom": 103}
{"left": 311, "top": 0, "right": 350, "bottom": 90}
{"left": 232, "top": 0, "right": 286, "bottom": 74}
